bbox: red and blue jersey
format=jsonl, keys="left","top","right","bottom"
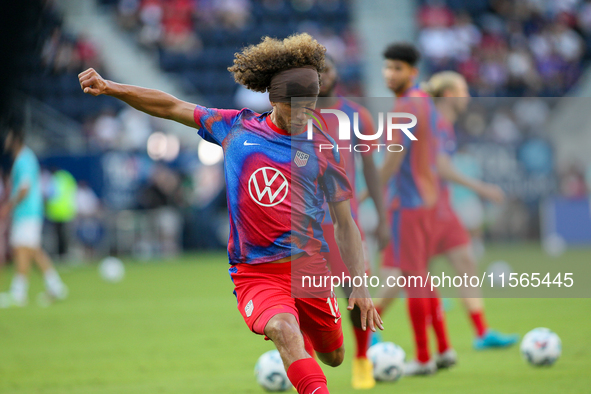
{"left": 194, "top": 105, "right": 352, "bottom": 265}
{"left": 317, "top": 98, "right": 375, "bottom": 224}
{"left": 435, "top": 111, "right": 457, "bottom": 196}
{"left": 389, "top": 86, "right": 440, "bottom": 209}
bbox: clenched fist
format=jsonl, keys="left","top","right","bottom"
{"left": 78, "top": 68, "right": 108, "bottom": 96}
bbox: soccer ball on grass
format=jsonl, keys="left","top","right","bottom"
{"left": 254, "top": 350, "right": 292, "bottom": 391}
{"left": 367, "top": 342, "right": 406, "bottom": 382}
{"left": 520, "top": 328, "right": 561, "bottom": 366}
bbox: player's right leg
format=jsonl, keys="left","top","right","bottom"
{"left": 230, "top": 259, "right": 333, "bottom": 394}
{"left": 34, "top": 247, "right": 68, "bottom": 302}
{"left": 445, "top": 245, "right": 519, "bottom": 350}
{"left": 399, "top": 208, "right": 441, "bottom": 376}
{"left": 0, "top": 246, "right": 33, "bottom": 307}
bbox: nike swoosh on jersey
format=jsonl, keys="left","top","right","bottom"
{"left": 244, "top": 141, "right": 260, "bottom": 146}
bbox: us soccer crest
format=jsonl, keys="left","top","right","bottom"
{"left": 294, "top": 150, "right": 310, "bottom": 167}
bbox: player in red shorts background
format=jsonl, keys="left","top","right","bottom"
{"left": 316, "top": 55, "right": 390, "bottom": 389}
{"left": 423, "top": 70, "right": 519, "bottom": 350}
{"left": 78, "top": 34, "right": 382, "bottom": 394}
{"left": 377, "top": 42, "right": 456, "bottom": 376}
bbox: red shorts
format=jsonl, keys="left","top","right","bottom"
{"left": 430, "top": 194, "right": 470, "bottom": 256}
{"left": 381, "top": 240, "right": 399, "bottom": 269}
{"left": 321, "top": 222, "right": 370, "bottom": 280}
{"left": 229, "top": 254, "right": 344, "bottom": 354}
{"left": 394, "top": 207, "right": 434, "bottom": 275}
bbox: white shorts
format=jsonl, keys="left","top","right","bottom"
{"left": 10, "top": 218, "right": 43, "bottom": 249}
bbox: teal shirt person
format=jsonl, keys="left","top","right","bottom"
{"left": 10, "top": 146, "right": 44, "bottom": 223}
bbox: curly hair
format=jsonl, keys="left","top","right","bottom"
{"left": 228, "top": 33, "right": 326, "bottom": 93}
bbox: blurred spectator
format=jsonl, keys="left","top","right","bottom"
{"left": 46, "top": 168, "right": 77, "bottom": 259}
{"left": 118, "top": 108, "right": 153, "bottom": 151}
{"left": 214, "top": 0, "right": 251, "bottom": 30}
{"left": 418, "top": 0, "right": 590, "bottom": 96}
{"left": 559, "top": 163, "right": 587, "bottom": 198}
{"left": 137, "top": 164, "right": 184, "bottom": 209}
{"left": 75, "top": 181, "right": 104, "bottom": 259}
{"left": 76, "top": 181, "right": 100, "bottom": 217}
{"left": 93, "top": 107, "right": 121, "bottom": 149}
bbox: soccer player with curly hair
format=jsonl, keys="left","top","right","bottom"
{"left": 79, "top": 33, "right": 382, "bottom": 394}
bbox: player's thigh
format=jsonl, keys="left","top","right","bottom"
{"left": 431, "top": 205, "right": 471, "bottom": 258}
{"left": 445, "top": 244, "right": 478, "bottom": 277}
{"left": 296, "top": 295, "right": 344, "bottom": 357}
{"left": 398, "top": 209, "right": 430, "bottom": 273}
{"left": 229, "top": 264, "right": 298, "bottom": 335}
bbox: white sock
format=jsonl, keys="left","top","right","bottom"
{"left": 10, "top": 274, "right": 29, "bottom": 303}
{"left": 44, "top": 268, "right": 65, "bottom": 297}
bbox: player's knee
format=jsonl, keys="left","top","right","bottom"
{"left": 318, "top": 346, "right": 345, "bottom": 367}
{"left": 264, "top": 315, "right": 300, "bottom": 347}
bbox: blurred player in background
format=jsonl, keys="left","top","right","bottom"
{"left": 423, "top": 70, "right": 519, "bottom": 349}
{"left": 78, "top": 34, "right": 382, "bottom": 394}
{"left": 0, "top": 113, "right": 68, "bottom": 308}
{"left": 317, "top": 55, "right": 390, "bottom": 389}
{"left": 377, "top": 42, "right": 456, "bottom": 376}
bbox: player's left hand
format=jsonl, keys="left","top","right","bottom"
{"left": 348, "top": 287, "right": 384, "bottom": 332}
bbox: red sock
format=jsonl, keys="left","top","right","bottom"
{"left": 302, "top": 332, "right": 316, "bottom": 359}
{"left": 286, "top": 358, "right": 329, "bottom": 394}
{"left": 429, "top": 297, "right": 450, "bottom": 353}
{"left": 407, "top": 297, "right": 430, "bottom": 362}
{"left": 470, "top": 310, "right": 488, "bottom": 337}
{"left": 353, "top": 326, "right": 370, "bottom": 358}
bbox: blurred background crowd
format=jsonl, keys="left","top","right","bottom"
{"left": 1, "top": 0, "right": 590, "bottom": 264}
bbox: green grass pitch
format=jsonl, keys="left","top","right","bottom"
{"left": 0, "top": 244, "right": 590, "bottom": 393}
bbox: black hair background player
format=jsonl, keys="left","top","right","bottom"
{"left": 382, "top": 42, "right": 421, "bottom": 96}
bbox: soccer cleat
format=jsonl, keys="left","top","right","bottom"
{"left": 351, "top": 357, "right": 376, "bottom": 389}
{"left": 435, "top": 348, "right": 457, "bottom": 370}
{"left": 49, "top": 283, "right": 69, "bottom": 301}
{"left": 37, "top": 285, "right": 69, "bottom": 307}
{"left": 0, "top": 292, "right": 27, "bottom": 308}
{"left": 403, "top": 359, "right": 437, "bottom": 376}
{"left": 473, "top": 329, "right": 519, "bottom": 350}
{"left": 369, "top": 331, "right": 383, "bottom": 347}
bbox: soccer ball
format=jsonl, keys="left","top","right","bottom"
{"left": 254, "top": 350, "right": 292, "bottom": 392}
{"left": 367, "top": 342, "right": 406, "bottom": 382}
{"left": 99, "top": 257, "right": 125, "bottom": 283}
{"left": 520, "top": 328, "right": 562, "bottom": 366}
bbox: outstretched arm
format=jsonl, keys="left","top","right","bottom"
{"left": 437, "top": 153, "right": 505, "bottom": 204}
{"left": 78, "top": 68, "right": 197, "bottom": 128}
{"left": 328, "top": 199, "right": 383, "bottom": 332}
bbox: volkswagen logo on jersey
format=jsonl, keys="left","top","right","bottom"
{"left": 248, "top": 167, "right": 289, "bottom": 207}
{"left": 294, "top": 150, "right": 310, "bottom": 167}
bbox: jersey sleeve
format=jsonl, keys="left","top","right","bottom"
{"left": 318, "top": 139, "right": 354, "bottom": 203}
{"left": 193, "top": 105, "right": 241, "bottom": 146}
